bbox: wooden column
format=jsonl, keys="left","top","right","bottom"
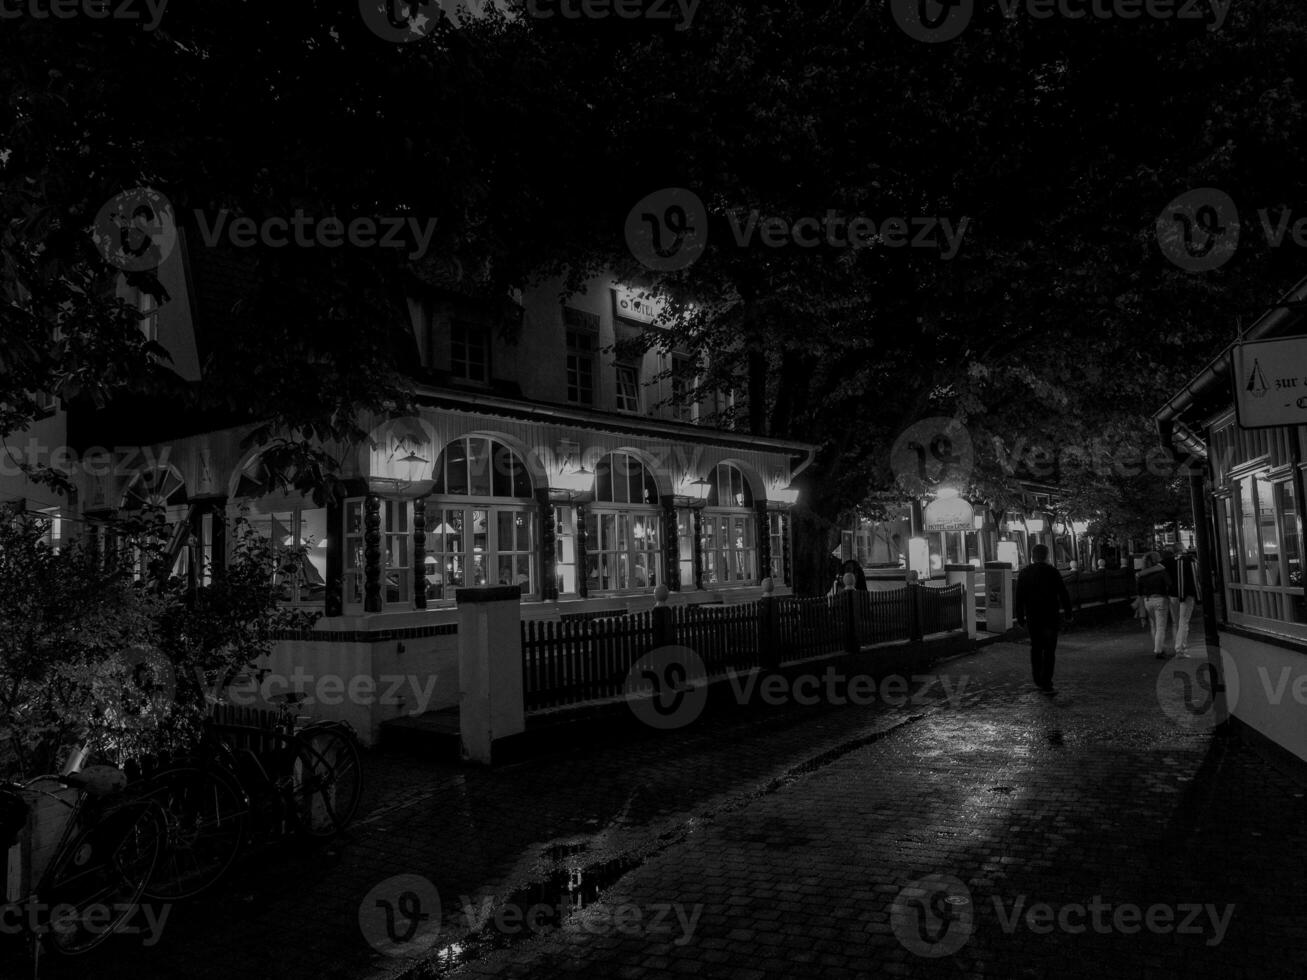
{"left": 188, "top": 506, "right": 203, "bottom": 594}
{"left": 661, "top": 495, "right": 680, "bottom": 591}
{"left": 364, "top": 493, "right": 383, "bottom": 614}
{"left": 210, "top": 503, "right": 227, "bottom": 581}
{"left": 325, "top": 498, "right": 343, "bottom": 617}
{"left": 755, "top": 502, "right": 771, "bottom": 584}
{"left": 692, "top": 507, "right": 705, "bottom": 591}
{"left": 575, "top": 502, "right": 589, "bottom": 598}
{"left": 538, "top": 489, "right": 558, "bottom": 601}
{"left": 413, "top": 496, "right": 427, "bottom": 610}
{"left": 781, "top": 511, "right": 792, "bottom": 587}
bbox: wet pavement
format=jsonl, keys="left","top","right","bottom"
{"left": 6, "top": 617, "right": 1307, "bottom": 979}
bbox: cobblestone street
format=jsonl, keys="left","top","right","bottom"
{"left": 10, "top": 618, "right": 1307, "bottom": 979}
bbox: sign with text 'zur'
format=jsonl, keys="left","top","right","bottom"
{"left": 1232, "top": 336, "right": 1307, "bottom": 429}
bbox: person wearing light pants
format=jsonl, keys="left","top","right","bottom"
{"left": 1137, "top": 552, "right": 1173, "bottom": 659}
{"left": 1163, "top": 547, "right": 1199, "bottom": 657}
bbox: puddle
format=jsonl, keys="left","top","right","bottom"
{"left": 406, "top": 849, "right": 667, "bottom": 978}
{"left": 401, "top": 711, "right": 929, "bottom": 978}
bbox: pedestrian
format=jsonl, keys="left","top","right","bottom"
{"left": 1161, "top": 547, "right": 1199, "bottom": 657}
{"left": 1014, "top": 543, "right": 1074, "bottom": 693}
{"left": 1137, "top": 551, "right": 1173, "bottom": 659}
{"left": 828, "top": 558, "right": 868, "bottom": 595}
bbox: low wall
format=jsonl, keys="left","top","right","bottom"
{"left": 236, "top": 624, "right": 460, "bottom": 746}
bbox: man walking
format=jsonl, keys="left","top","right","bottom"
{"left": 1014, "top": 544, "right": 1074, "bottom": 692}
{"left": 1162, "top": 546, "right": 1199, "bottom": 657}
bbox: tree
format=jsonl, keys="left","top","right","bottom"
{"left": 6, "top": 1, "right": 1307, "bottom": 593}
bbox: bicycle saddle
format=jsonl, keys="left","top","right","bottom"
{"left": 64, "top": 765, "right": 129, "bottom": 797}
{"left": 269, "top": 692, "right": 309, "bottom": 707}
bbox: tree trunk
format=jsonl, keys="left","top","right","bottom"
{"left": 789, "top": 505, "right": 841, "bottom": 596}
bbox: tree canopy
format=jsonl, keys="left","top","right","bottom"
{"left": 5, "top": 0, "right": 1307, "bottom": 585}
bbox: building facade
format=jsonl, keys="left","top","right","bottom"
{"left": 1156, "top": 273, "right": 1307, "bottom": 767}
{"left": 1, "top": 232, "right": 815, "bottom": 740}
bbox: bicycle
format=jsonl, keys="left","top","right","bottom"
{"left": 1, "top": 765, "right": 166, "bottom": 957}
{"left": 137, "top": 692, "right": 362, "bottom": 902}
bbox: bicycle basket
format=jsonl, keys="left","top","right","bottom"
{"left": 0, "top": 788, "right": 29, "bottom": 849}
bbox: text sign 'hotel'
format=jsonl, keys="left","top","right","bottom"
{"left": 1232, "top": 336, "right": 1307, "bottom": 429}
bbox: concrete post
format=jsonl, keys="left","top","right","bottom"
{"left": 842, "top": 572, "right": 859, "bottom": 654}
{"left": 984, "top": 563, "right": 1014, "bottom": 632}
{"left": 759, "top": 577, "right": 780, "bottom": 668}
{"left": 945, "top": 565, "right": 978, "bottom": 640}
{"left": 456, "top": 586, "right": 525, "bottom": 764}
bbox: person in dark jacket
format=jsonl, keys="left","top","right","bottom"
{"left": 828, "top": 558, "right": 868, "bottom": 594}
{"left": 1137, "top": 551, "right": 1174, "bottom": 659}
{"left": 1161, "top": 547, "right": 1199, "bottom": 657}
{"left": 1014, "top": 544, "right": 1074, "bottom": 692}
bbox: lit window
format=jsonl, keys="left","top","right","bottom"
{"left": 343, "top": 499, "right": 411, "bottom": 610}
{"left": 425, "top": 438, "right": 537, "bottom": 600}
{"left": 702, "top": 463, "right": 758, "bottom": 585}
{"left": 585, "top": 453, "right": 662, "bottom": 592}
{"left": 769, "top": 512, "right": 786, "bottom": 584}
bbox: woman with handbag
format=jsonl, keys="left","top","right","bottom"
{"left": 1137, "top": 552, "right": 1174, "bottom": 659}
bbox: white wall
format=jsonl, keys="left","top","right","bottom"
{"left": 1221, "top": 630, "right": 1307, "bottom": 764}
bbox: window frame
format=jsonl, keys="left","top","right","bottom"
{"left": 342, "top": 498, "right": 413, "bottom": 612}
{"left": 670, "top": 354, "right": 696, "bottom": 422}
{"left": 1217, "top": 456, "right": 1307, "bottom": 634}
{"left": 565, "top": 326, "right": 597, "bottom": 406}
{"left": 614, "top": 363, "right": 641, "bottom": 414}
{"left": 450, "top": 319, "right": 490, "bottom": 384}
{"left": 423, "top": 503, "right": 537, "bottom": 602}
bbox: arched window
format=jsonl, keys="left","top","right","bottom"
{"left": 425, "top": 437, "right": 536, "bottom": 601}
{"left": 432, "top": 436, "right": 533, "bottom": 499}
{"left": 705, "top": 462, "right": 754, "bottom": 508}
{"left": 703, "top": 463, "right": 758, "bottom": 585}
{"left": 584, "top": 453, "right": 662, "bottom": 592}
{"left": 121, "top": 466, "right": 186, "bottom": 513}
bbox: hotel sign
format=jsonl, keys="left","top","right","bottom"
{"left": 923, "top": 497, "right": 974, "bottom": 532}
{"left": 612, "top": 287, "right": 666, "bottom": 326}
{"left": 1232, "top": 336, "right": 1307, "bottom": 429}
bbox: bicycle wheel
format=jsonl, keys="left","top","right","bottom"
{"left": 41, "top": 798, "right": 165, "bottom": 956}
{"left": 140, "top": 765, "right": 250, "bottom": 902}
{"left": 287, "top": 726, "right": 362, "bottom": 839}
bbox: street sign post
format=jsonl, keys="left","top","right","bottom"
{"left": 1232, "top": 336, "right": 1307, "bottom": 429}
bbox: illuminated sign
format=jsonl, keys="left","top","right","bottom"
{"left": 924, "top": 496, "right": 975, "bottom": 532}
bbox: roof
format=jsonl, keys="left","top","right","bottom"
{"left": 413, "top": 384, "right": 819, "bottom": 460}
{"left": 1154, "top": 273, "right": 1307, "bottom": 429}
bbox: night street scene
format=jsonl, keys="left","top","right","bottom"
{"left": 7, "top": 2, "right": 1307, "bottom": 979}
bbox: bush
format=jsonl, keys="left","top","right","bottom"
{"left": 0, "top": 510, "right": 318, "bottom": 779}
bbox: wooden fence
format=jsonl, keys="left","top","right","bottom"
{"left": 522, "top": 583, "right": 969, "bottom": 711}
{"left": 1061, "top": 568, "right": 1136, "bottom": 608}
{"left": 522, "top": 611, "right": 656, "bottom": 710}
